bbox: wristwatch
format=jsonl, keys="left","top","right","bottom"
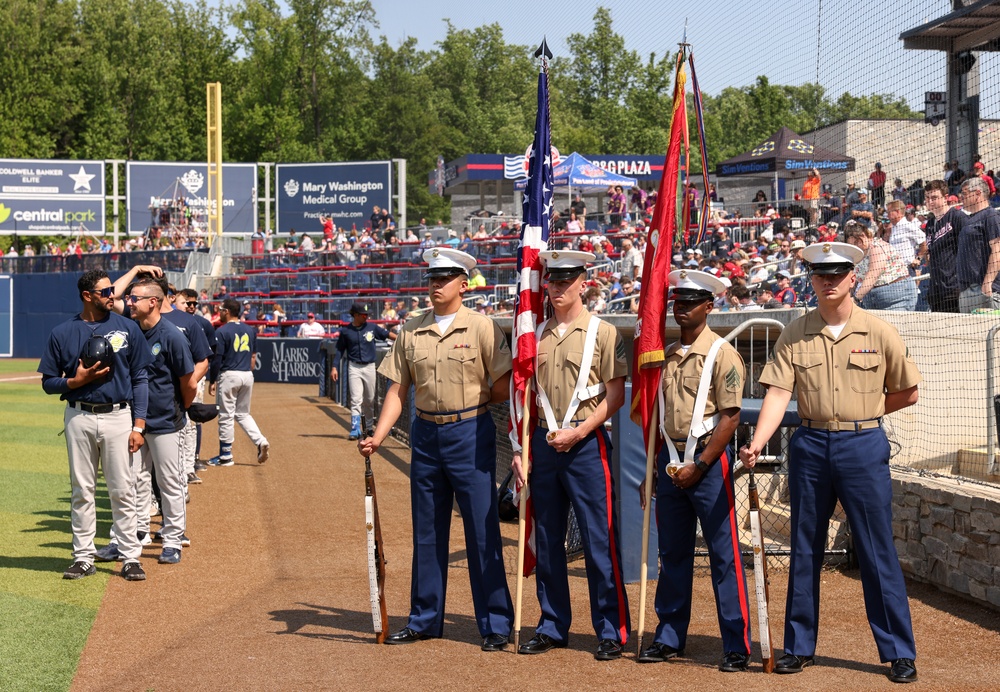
{"left": 694, "top": 458, "right": 711, "bottom": 473}
{"left": 132, "top": 426, "right": 146, "bottom": 436}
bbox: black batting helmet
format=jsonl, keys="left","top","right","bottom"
{"left": 81, "top": 334, "right": 114, "bottom": 380}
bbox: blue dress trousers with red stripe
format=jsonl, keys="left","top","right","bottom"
{"left": 530, "top": 426, "right": 631, "bottom": 644}
{"left": 652, "top": 445, "right": 752, "bottom": 654}
{"left": 406, "top": 411, "right": 513, "bottom": 638}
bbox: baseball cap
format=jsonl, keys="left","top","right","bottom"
{"left": 307, "top": 312, "right": 315, "bottom": 318}
{"left": 348, "top": 303, "right": 369, "bottom": 315}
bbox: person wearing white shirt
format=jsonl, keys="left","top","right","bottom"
{"left": 297, "top": 313, "right": 326, "bottom": 338}
{"left": 886, "top": 200, "right": 925, "bottom": 270}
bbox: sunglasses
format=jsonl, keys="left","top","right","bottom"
{"left": 89, "top": 286, "right": 115, "bottom": 298}
{"left": 183, "top": 301, "right": 198, "bottom": 307}
{"left": 126, "top": 294, "right": 157, "bottom": 304}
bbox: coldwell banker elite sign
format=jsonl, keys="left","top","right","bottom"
{"left": 0, "top": 159, "right": 106, "bottom": 233}
{"left": 126, "top": 162, "right": 257, "bottom": 234}
{"left": 276, "top": 161, "right": 392, "bottom": 234}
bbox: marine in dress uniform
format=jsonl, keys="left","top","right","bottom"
{"left": 638, "top": 269, "right": 752, "bottom": 671}
{"left": 331, "top": 302, "right": 395, "bottom": 440}
{"left": 514, "top": 250, "right": 631, "bottom": 661}
{"left": 359, "top": 248, "right": 514, "bottom": 652}
{"left": 38, "top": 269, "right": 152, "bottom": 581}
{"left": 739, "top": 242, "right": 921, "bottom": 684}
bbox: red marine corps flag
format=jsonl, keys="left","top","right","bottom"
{"left": 633, "top": 43, "right": 706, "bottom": 656}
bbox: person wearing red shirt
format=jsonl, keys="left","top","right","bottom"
{"left": 868, "top": 163, "right": 887, "bottom": 208}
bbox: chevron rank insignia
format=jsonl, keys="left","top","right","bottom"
{"left": 725, "top": 365, "right": 741, "bottom": 391}
{"left": 615, "top": 339, "right": 626, "bottom": 361}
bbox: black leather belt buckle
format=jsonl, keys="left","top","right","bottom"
{"left": 90, "top": 403, "right": 114, "bottom": 414}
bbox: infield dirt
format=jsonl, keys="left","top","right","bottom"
{"left": 71, "top": 383, "right": 1000, "bottom": 691}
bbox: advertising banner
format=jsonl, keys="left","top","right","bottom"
{"left": 0, "top": 198, "right": 106, "bottom": 233}
{"left": 276, "top": 161, "right": 392, "bottom": 234}
{"left": 0, "top": 159, "right": 105, "bottom": 197}
{"left": 253, "top": 337, "right": 329, "bottom": 384}
{"left": 126, "top": 162, "right": 257, "bottom": 234}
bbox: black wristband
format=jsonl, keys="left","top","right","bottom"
{"left": 694, "top": 458, "right": 711, "bottom": 473}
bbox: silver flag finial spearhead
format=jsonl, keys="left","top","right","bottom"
{"left": 535, "top": 37, "right": 553, "bottom": 60}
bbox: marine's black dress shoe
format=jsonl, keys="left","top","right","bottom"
{"left": 385, "top": 627, "right": 430, "bottom": 645}
{"left": 889, "top": 658, "right": 917, "bottom": 683}
{"left": 594, "top": 638, "right": 623, "bottom": 661}
{"left": 517, "top": 633, "right": 567, "bottom": 654}
{"left": 774, "top": 653, "right": 815, "bottom": 673}
{"left": 481, "top": 633, "right": 509, "bottom": 652}
{"left": 719, "top": 651, "right": 751, "bottom": 672}
{"left": 637, "top": 642, "right": 683, "bottom": 663}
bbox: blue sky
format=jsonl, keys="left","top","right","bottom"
{"left": 365, "top": 0, "right": 997, "bottom": 117}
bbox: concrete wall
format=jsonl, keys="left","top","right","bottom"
{"left": 892, "top": 472, "right": 1000, "bottom": 608}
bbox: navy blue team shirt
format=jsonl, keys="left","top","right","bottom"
{"left": 141, "top": 319, "right": 195, "bottom": 434}
{"left": 216, "top": 321, "right": 256, "bottom": 372}
{"left": 336, "top": 322, "right": 390, "bottom": 364}
{"left": 926, "top": 207, "right": 963, "bottom": 297}
{"left": 957, "top": 206, "right": 1000, "bottom": 291}
{"left": 39, "top": 311, "right": 151, "bottom": 420}
{"left": 162, "top": 308, "right": 213, "bottom": 363}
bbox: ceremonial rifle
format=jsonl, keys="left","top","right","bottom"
{"left": 747, "top": 468, "right": 774, "bottom": 672}
{"left": 362, "top": 416, "right": 388, "bottom": 644}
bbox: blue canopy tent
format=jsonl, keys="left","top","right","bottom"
{"left": 515, "top": 152, "right": 638, "bottom": 212}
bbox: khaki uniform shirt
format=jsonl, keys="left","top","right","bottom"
{"left": 379, "top": 306, "right": 511, "bottom": 413}
{"left": 759, "top": 307, "right": 921, "bottom": 422}
{"left": 536, "top": 309, "right": 627, "bottom": 425}
{"left": 661, "top": 327, "right": 745, "bottom": 440}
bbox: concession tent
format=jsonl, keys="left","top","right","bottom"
{"left": 715, "top": 127, "right": 855, "bottom": 198}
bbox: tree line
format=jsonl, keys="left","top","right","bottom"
{"left": 1, "top": 1, "right": 917, "bottom": 223}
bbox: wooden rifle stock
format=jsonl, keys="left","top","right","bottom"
{"left": 363, "top": 416, "right": 388, "bottom": 643}
{"left": 748, "top": 469, "right": 774, "bottom": 673}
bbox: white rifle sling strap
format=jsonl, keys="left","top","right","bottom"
{"left": 535, "top": 316, "right": 606, "bottom": 431}
{"left": 365, "top": 496, "right": 383, "bottom": 632}
{"left": 660, "top": 335, "right": 726, "bottom": 465}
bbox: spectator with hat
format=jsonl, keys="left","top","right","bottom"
{"left": 331, "top": 302, "right": 395, "bottom": 440}
{"left": 773, "top": 271, "right": 797, "bottom": 307}
{"left": 850, "top": 189, "right": 874, "bottom": 228}
{"left": 973, "top": 161, "right": 996, "bottom": 196}
{"left": 297, "top": 312, "right": 326, "bottom": 338}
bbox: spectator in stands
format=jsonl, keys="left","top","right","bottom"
{"left": 757, "top": 286, "right": 781, "bottom": 309}
{"left": 473, "top": 225, "right": 488, "bottom": 241}
{"left": 577, "top": 235, "right": 594, "bottom": 253}
{"left": 630, "top": 186, "right": 647, "bottom": 216}
{"left": 956, "top": 177, "right": 1000, "bottom": 313}
{"left": 403, "top": 228, "right": 418, "bottom": 243}
{"left": 419, "top": 232, "right": 436, "bottom": 252}
{"left": 948, "top": 160, "right": 966, "bottom": 194}
{"left": 299, "top": 233, "right": 315, "bottom": 253}
{"left": 619, "top": 238, "right": 642, "bottom": 280}
{"left": 844, "top": 221, "right": 918, "bottom": 311}
{"left": 773, "top": 271, "right": 796, "bottom": 307}
{"left": 571, "top": 193, "right": 587, "bottom": 222}
{"left": 617, "top": 277, "right": 639, "bottom": 314}
{"left": 885, "top": 200, "right": 925, "bottom": 274}
{"left": 850, "top": 189, "right": 874, "bottom": 228}
{"left": 802, "top": 168, "right": 821, "bottom": 226}
{"left": 868, "top": 163, "right": 887, "bottom": 208}
{"left": 269, "top": 303, "right": 287, "bottom": 335}
{"left": 712, "top": 228, "right": 734, "bottom": 256}
{"left": 747, "top": 257, "right": 770, "bottom": 285}
{"left": 923, "top": 179, "right": 962, "bottom": 312}
{"left": 753, "top": 189, "right": 768, "bottom": 211}
{"left": 445, "top": 230, "right": 460, "bottom": 249}
{"left": 585, "top": 285, "right": 606, "bottom": 313}
{"left": 468, "top": 267, "right": 486, "bottom": 289}
{"left": 730, "top": 284, "right": 760, "bottom": 311}
{"left": 607, "top": 185, "right": 626, "bottom": 227}
{"left": 973, "top": 161, "right": 996, "bottom": 196}
{"left": 381, "top": 300, "right": 398, "bottom": 321}
{"left": 297, "top": 313, "right": 326, "bottom": 338}
{"left": 214, "top": 284, "right": 228, "bottom": 299}
{"left": 891, "top": 178, "right": 907, "bottom": 202}
{"left": 369, "top": 205, "right": 384, "bottom": 233}
{"left": 566, "top": 210, "right": 583, "bottom": 235}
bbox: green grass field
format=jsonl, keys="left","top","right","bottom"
{"left": 0, "top": 360, "right": 112, "bottom": 692}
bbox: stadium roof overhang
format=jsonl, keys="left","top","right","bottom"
{"left": 900, "top": 0, "right": 1000, "bottom": 52}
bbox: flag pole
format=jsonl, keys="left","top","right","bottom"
{"left": 513, "top": 383, "right": 532, "bottom": 652}
{"left": 635, "top": 397, "right": 659, "bottom": 656}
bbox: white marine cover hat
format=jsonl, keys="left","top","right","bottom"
{"left": 539, "top": 250, "right": 596, "bottom": 280}
{"left": 668, "top": 268, "right": 727, "bottom": 299}
{"left": 422, "top": 248, "right": 477, "bottom": 278}
{"left": 800, "top": 241, "right": 864, "bottom": 274}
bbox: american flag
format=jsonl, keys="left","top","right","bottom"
{"left": 509, "top": 68, "right": 552, "bottom": 578}
{"left": 509, "top": 69, "right": 552, "bottom": 448}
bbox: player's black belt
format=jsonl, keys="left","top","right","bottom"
{"left": 416, "top": 405, "right": 488, "bottom": 424}
{"left": 349, "top": 360, "right": 374, "bottom": 365}
{"left": 800, "top": 418, "right": 881, "bottom": 432}
{"left": 68, "top": 401, "right": 128, "bottom": 414}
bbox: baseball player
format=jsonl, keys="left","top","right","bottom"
{"left": 511, "top": 250, "right": 630, "bottom": 661}
{"left": 330, "top": 302, "right": 395, "bottom": 440}
{"left": 178, "top": 288, "right": 219, "bottom": 475}
{"left": 38, "top": 269, "right": 151, "bottom": 581}
{"left": 739, "top": 241, "right": 921, "bottom": 684}
{"left": 210, "top": 297, "right": 269, "bottom": 466}
{"left": 119, "top": 278, "right": 197, "bottom": 564}
{"left": 637, "top": 269, "right": 752, "bottom": 671}
{"left": 359, "top": 248, "right": 513, "bottom": 652}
